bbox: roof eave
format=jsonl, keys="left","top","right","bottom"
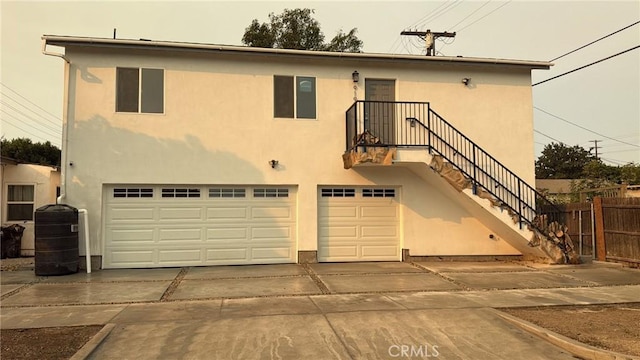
{"left": 42, "top": 35, "right": 552, "bottom": 69}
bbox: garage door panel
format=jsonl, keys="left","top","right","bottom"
{"left": 159, "top": 207, "right": 203, "bottom": 221}
{"left": 251, "top": 206, "right": 293, "bottom": 220}
{"left": 108, "top": 229, "right": 155, "bottom": 242}
{"left": 361, "top": 245, "right": 399, "bottom": 257}
{"left": 158, "top": 228, "right": 203, "bottom": 241}
{"left": 251, "top": 247, "right": 293, "bottom": 260}
{"left": 250, "top": 226, "right": 291, "bottom": 240}
{"left": 319, "top": 245, "right": 358, "bottom": 258}
{"left": 108, "top": 250, "right": 155, "bottom": 266}
{"left": 104, "top": 185, "right": 296, "bottom": 268}
{"left": 360, "top": 206, "right": 397, "bottom": 219}
{"left": 207, "top": 207, "right": 248, "bottom": 220}
{"left": 206, "top": 248, "right": 249, "bottom": 261}
{"left": 360, "top": 225, "right": 398, "bottom": 238}
{"left": 319, "top": 206, "right": 358, "bottom": 220}
{"left": 319, "top": 225, "right": 358, "bottom": 238}
{"left": 109, "top": 207, "right": 155, "bottom": 222}
{"left": 206, "top": 227, "right": 248, "bottom": 240}
{"left": 158, "top": 249, "right": 202, "bottom": 263}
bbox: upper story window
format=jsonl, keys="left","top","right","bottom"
{"left": 116, "top": 68, "right": 164, "bottom": 114}
{"left": 6, "top": 185, "right": 35, "bottom": 221}
{"left": 274, "top": 75, "right": 316, "bottom": 119}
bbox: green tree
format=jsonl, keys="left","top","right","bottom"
{"left": 1, "top": 138, "right": 61, "bottom": 166}
{"left": 242, "top": 8, "right": 363, "bottom": 52}
{"left": 323, "top": 28, "right": 364, "bottom": 52}
{"left": 620, "top": 162, "right": 640, "bottom": 184}
{"left": 535, "top": 143, "right": 595, "bottom": 179}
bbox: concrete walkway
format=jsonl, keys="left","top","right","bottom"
{"left": 1, "top": 260, "right": 639, "bottom": 359}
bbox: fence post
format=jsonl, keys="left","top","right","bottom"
{"left": 593, "top": 196, "right": 606, "bottom": 261}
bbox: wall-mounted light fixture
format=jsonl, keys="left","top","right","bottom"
{"left": 269, "top": 159, "right": 279, "bottom": 168}
{"left": 352, "top": 70, "right": 360, "bottom": 83}
{"left": 461, "top": 77, "right": 471, "bottom": 86}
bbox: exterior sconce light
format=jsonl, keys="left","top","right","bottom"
{"left": 269, "top": 159, "right": 279, "bottom": 168}
{"left": 352, "top": 71, "right": 359, "bottom": 83}
{"left": 462, "top": 78, "right": 471, "bottom": 86}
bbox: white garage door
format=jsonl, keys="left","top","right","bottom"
{"left": 318, "top": 187, "right": 400, "bottom": 262}
{"left": 103, "top": 185, "right": 296, "bottom": 268}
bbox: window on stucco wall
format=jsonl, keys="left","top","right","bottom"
{"left": 6, "top": 185, "right": 35, "bottom": 221}
{"left": 116, "top": 67, "right": 164, "bottom": 114}
{"left": 273, "top": 75, "right": 316, "bottom": 119}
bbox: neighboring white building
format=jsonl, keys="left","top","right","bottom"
{"left": 42, "top": 35, "right": 566, "bottom": 269}
{"left": 1, "top": 156, "right": 61, "bottom": 256}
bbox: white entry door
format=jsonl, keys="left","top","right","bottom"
{"left": 318, "top": 187, "right": 400, "bottom": 262}
{"left": 103, "top": 185, "right": 296, "bottom": 268}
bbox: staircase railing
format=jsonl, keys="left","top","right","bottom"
{"left": 346, "top": 100, "right": 562, "bottom": 231}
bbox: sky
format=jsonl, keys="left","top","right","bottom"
{"left": 1, "top": 0, "right": 639, "bottom": 166}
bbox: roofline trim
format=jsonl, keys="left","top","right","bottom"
{"left": 42, "top": 35, "right": 552, "bottom": 69}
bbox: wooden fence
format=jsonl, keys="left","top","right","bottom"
{"left": 556, "top": 197, "right": 640, "bottom": 268}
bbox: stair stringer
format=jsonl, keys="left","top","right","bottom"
{"left": 395, "top": 149, "right": 569, "bottom": 263}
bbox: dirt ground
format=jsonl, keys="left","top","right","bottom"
{"left": 0, "top": 325, "right": 103, "bottom": 360}
{"left": 504, "top": 302, "right": 640, "bottom": 357}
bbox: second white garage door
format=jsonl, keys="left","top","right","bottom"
{"left": 103, "top": 185, "right": 296, "bottom": 268}
{"left": 318, "top": 187, "right": 400, "bottom": 262}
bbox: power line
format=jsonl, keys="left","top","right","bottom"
{"left": 0, "top": 91, "right": 62, "bottom": 128}
{"left": 0, "top": 109, "right": 61, "bottom": 139}
{"left": 411, "top": 0, "right": 460, "bottom": 30}
{"left": 448, "top": 0, "right": 492, "bottom": 31}
{"left": 534, "top": 107, "right": 640, "bottom": 148}
{"left": 0, "top": 82, "right": 62, "bottom": 122}
{"left": 406, "top": 1, "right": 452, "bottom": 30}
{"left": 0, "top": 102, "right": 62, "bottom": 135}
{"left": 457, "top": 0, "right": 512, "bottom": 32}
{"left": 416, "top": 0, "right": 464, "bottom": 28}
{"left": 549, "top": 20, "right": 640, "bottom": 62}
{"left": 1, "top": 117, "right": 59, "bottom": 144}
{"left": 600, "top": 157, "right": 628, "bottom": 166}
{"left": 534, "top": 129, "right": 565, "bottom": 144}
{"left": 533, "top": 45, "right": 640, "bottom": 86}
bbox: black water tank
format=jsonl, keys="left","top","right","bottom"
{"left": 35, "top": 204, "right": 79, "bottom": 276}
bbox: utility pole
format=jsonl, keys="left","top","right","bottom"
{"left": 589, "top": 140, "right": 601, "bottom": 160}
{"left": 400, "top": 29, "right": 456, "bottom": 56}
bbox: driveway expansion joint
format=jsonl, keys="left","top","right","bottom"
{"left": 411, "top": 262, "right": 472, "bottom": 290}
{"left": 302, "top": 263, "right": 331, "bottom": 294}
{"left": 160, "top": 267, "right": 189, "bottom": 301}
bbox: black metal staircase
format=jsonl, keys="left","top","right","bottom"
{"left": 345, "top": 100, "right": 565, "bottom": 246}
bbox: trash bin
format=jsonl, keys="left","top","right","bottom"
{"left": 1, "top": 224, "right": 25, "bottom": 259}
{"left": 34, "top": 204, "right": 79, "bottom": 276}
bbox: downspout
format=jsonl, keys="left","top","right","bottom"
{"left": 41, "top": 38, "right": 69, "bottom": 204}
{"left": 42, "top": 39, "right": 92, "bottom": 273}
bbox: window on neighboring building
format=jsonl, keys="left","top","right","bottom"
{"left": 116, "top": 67, "right": 164, "bottom": 113}
{"left": 6, "top": 185, "right": 35, "bottom": 221}
{"left": 274, "top": 75, "right": 316, "bottom": 119}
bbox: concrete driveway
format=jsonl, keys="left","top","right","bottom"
{"left": 1, "top": 260, "right": 639, "bottom": 359}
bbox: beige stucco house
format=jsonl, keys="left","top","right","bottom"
{"left": 1, "top": 156, "right": 61, "bottom": 256}
{"left": 42, "top": 35, "right": 573, "bottom": 269}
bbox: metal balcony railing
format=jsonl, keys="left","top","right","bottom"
{"left": 345, "top": 100, "right": 562, "bottom": 231}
